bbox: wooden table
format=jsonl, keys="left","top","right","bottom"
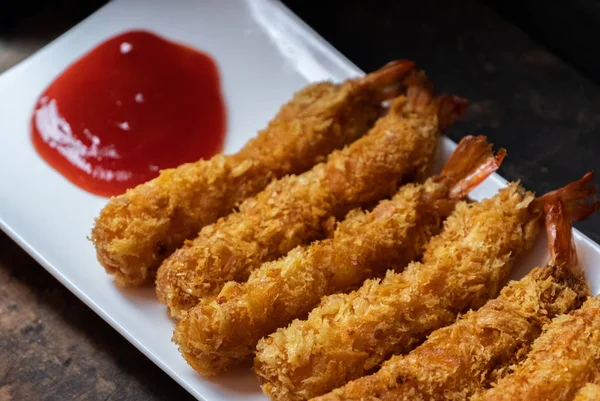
{"left": 2, "top": 1, "right": 600, "bottom": 400}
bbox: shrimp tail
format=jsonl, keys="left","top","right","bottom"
{"left": 402, "top": 70, "right": 435, "bottom": 113}
{"left": 359, "top": 60, "right": 416, "bottom": 87}
{"left": 533, "top": 172, "right": 599, "bottom": 222}
{"left": 395, "top": 70, "right": 466, "bottom": 129}
{"left": 543, "top": 198, "right": 591, "bottom": 304}
{"left": 439, "top": 135, "right": 506, "bottom": 199}
{"left": 358, "top": 60, "right": 416, "bottom": 102}
{"left": 436, "top": 95, "right": 468, "bottom": 130}
{"left": 378, "top": 65, "right": 467, "bottom": 128}
{"left": 545, "top": 199, "right": 578, "bottom": 268}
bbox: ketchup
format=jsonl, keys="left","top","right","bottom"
{"left": 31, "top": 30, "right": 226, "bottom": 197}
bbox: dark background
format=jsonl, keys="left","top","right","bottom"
{"left": 1, "top": 1, "right": 599, "bottom": 400}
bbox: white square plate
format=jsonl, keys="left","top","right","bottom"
{"left": 1, "top": 1, "right": 599, "bottom": 400}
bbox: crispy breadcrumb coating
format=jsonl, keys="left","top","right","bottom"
{"left": 315, "top": 199, "right": 594, "bottom": 401}
{"left": 91, "top": 61, "right": 416, "bottom": 286}
{"left": 173, "top": 136, "right": 505, "bottom": 375}
{"left": 254, "top": 182, "right": 543, "bottom": 401}
{"left": 573, "top": 383, "right": 600, "bottom": 401}
{"left": 256, "top": 174, "right": 599, "bottom": 401}
{"left": 156, "top": 85, "right": 467, "bottom": 317}
{"left": 472, "top": 296, "right": 600, "bottom": 401}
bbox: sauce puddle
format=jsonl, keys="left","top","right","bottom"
{"left": 31, "top": 30, "right": 226, "bottom": 197}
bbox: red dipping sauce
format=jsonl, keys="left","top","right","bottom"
{"left": 31, "top": 30, "right": 226, "bottom": 197}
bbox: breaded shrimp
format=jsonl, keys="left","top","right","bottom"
{"left": 91, "top": 60, "right": 416, "bottom": 286}
{"left": 315, "top": 198, "right": 596, "bottom": 401}
{"left": 254, "top": 174, "right": 597, "bottom": 401}
{"left": 174, "top": 136, "right": 505, "bottom": 375}
{"left": 156, "top": 81, "right": 467, "bottom": 317}
{"left": 573, "top": 383, "right": 600, "bottom": 401}
{"left": 472, "top": 297, "right": 600, "bottom": 400}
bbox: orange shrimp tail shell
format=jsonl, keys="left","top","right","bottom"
{"left": 545, "top": 200, "right": 579, "bottom": 269}
{"left": 534, "top": 172, "right": 599, "bottom": 222}
{"left": 402, "top": 73, "right": 466, "bottom": 130}
{"left": 436, "top": 95, "right": 468, "bottom": 130}
{"left": 358, "top": 60, "right": 417, "bottom": 103}
{"left": 359, "top": 60, "right": 416, "bottom": 88}
{"left": 440, "top": 135, "right": 506, "bottom": 199}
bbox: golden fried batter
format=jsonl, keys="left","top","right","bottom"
{"left": 573, "top": 383, "right": 600, "bottom": 401}
{"left": 174, "top": 136, "right": 504, "bottom": 375}
{"left": 91, "top": 61, "right": 416, "bottom": 286}
{"left": 315, "top": 198, "right": 594, "bottom": 401}
{"left": 156, "top": 83, "right": 467, "bottom": 317}
{"left": 472, "top": 295, "right": 600, "bottom": 401}
{"left": 254, "top": 182, "right": 547, "bottom": 401}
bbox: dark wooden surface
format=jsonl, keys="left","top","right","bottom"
{"left": 2, "top": 1, "right": 600, "bottom": 400}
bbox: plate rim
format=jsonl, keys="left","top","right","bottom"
{"left": 2, "top": 1, "right": 600, "bottom": 400}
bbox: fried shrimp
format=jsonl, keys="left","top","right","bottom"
{"left": 174, "top": 136, "right": 505, "bottom": 375}
{"left": 472, "top": 296, "right": 600, "bottom": 400}
{"left": 254, "top": 173, "right": 597, "bottom": 401}
{"left": 315, "top": 198, "right": 596, "bottom": 401}
{"left": 91, "top": 60, "right": 416, "bottom": 286}
{"left": 573, "top": 383, "right": 600, "bottom": 401}
{"left": 156, "top": 79, "right": 467, "bottom": 317}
